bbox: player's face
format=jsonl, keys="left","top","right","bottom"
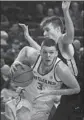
{"left": 43, "top": 23, "right": 59, "bottom": 43}
{"left": 41, "top": 46, "right": 58, "bottom": 66}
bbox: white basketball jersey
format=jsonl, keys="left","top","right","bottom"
{"left": 6, "top": 56, "right": 63, "bottom": 120}
{"left": 24, "top": 56, "right": 63, "bottom": 110}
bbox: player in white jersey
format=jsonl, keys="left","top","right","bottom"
{"left": 10, "top": 38, "right": 80, "bottom": 120}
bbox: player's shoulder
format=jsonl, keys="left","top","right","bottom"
{"left": 58, "top": 34, "right": 74, "bottom": 58}
{"left": 55, "top": 59, "right": 67, "bottom": 73}
{"left": 23, "top": 46, "right": 39, "bottom": 55}
{"left": 54, "top": 58, "right": 68, "bottom": 81}
{"left": 23, "top": 46, "right": 38, "bottom": 51}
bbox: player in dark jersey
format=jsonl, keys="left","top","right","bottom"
{"left": 19, "top": 1, "right": 77, "bottom": 76}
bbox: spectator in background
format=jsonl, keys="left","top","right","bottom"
{"left": 34, "top": 3, "right": 45, "bottom": 22}
{"left": 1, "top": 31, "right": 8, "bottom": 52}
{"left": 73, "top": 39, "right": 81, "bottom": 59}
{"left": 53, "top": 6, "right": 64, "bottom": 24}
{"left": 81, "top": 10, "right": 84, "bottom": 19}
{"left": 77, "top": 10, "right": 84, "bottom": 30}
{"left": 1, "top": 64, "right": 10, "bottom": 91}
{"left": 0, "top": 58, "right": 5, "bottom": 68}
{"left": 1, "top": 47, "right": 6, "bottom": 68}
{"left": 54, "top": 7, "right": 61, "bottom": 17}
{"left": 9, "top": 24, "right": 19, "bottom": 38}
{"left": 1, "top": 14, "right": 9, "bottom": 30}
{"left": 70, "top": 2, "right": 81, "bottom": 30}
{"left": 1, "top": 47, "right": 6, "bottom": 59}
{"left": 1, "top": 31, "right": 8, "bottom": 44}
{"left": 73, "top": 40, "right": 84, "bottom": 65}
{"left": 80, "top": 47, "right": 84, "bottom": 59}
{"left": 8, "top": 23, "right": 25, "bottom": 45}
{"left": 5, "top": 39, "right": 20, "bottom": 66}
{"left": 4, "top": 3, "right": 22, "bottom": 24}
{"left": 47, "top": 8, "right": 54, "bottom": 17}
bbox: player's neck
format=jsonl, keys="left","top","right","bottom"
{"left": 40, "top": 63, "right": 53, "bottom": 74}
{"left": 40, "top": 58, "right": 56, "bottom": 74}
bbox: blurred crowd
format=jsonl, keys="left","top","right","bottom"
{"left": 0, "top": 1, "right": 84, "bottom": 119}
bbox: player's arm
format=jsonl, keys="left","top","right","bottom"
{"left": 54, "top": 61, "right": 80, "bottom": 95}
{"left": 10, "top": 46, "right": 39, "bottom": 74}
{"left": 62, "top": 1, "right": 74, "bottom": 44}
{"left": 39, "top": 61, "right": 80, "bottom": 96}
{"left": 19, "top": 23, "right": 41, "bottom": 50}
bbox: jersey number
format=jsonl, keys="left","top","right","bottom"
{"left": 37, "top": 82, "right": 43, "bottom": 90}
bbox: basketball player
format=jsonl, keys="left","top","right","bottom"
{"left": 19, "top": 2, "right": 79, "bottom": 119}
{"left": 19, "top": 1, "right": 74, "bottom": 61}
{"left": 10, "top": 38, "right": 80, "bottom": 120}
{"left": 19, "top": 1, "right": 78, "bottom": 77}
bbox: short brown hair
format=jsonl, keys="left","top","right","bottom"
{"left": 40, "top": 16, "right": 64, "bottom": 33}
{"left": 41, "top": 37, "right": 57, "bottom": 50}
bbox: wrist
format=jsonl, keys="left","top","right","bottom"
{"left": 63, "top": 9, "right": 69, "bottom": 13}
{"left": 24, "top": 30, "right": 28, "bottom": 34}
{"left": 24, "top": 32, "right": 30, "bottom": 37}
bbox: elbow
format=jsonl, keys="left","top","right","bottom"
{"left": 77, "top": 86, "right": 81, "bottom": 93}
{"left": 75, "top": 86, "right": 80, "bottom": 94}
{"left": 67, "top": 34, "right": 74, "bottom": 44}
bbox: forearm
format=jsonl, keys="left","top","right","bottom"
{"left": 63, "top": 10, "right": 74, "bottom": 43}
{"left": 24, "top": 32, "right": 41, "bottom": 51}
{"left": 47, "top": 87, "right": 80, "bottom": 96}
{"left": 36, "top": 87, "right": 80, "bottom": 100}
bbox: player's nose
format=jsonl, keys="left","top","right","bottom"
{"left": 47, "top": 53, "right": 50, "bottom": 57}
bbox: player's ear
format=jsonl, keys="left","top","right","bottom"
{"left": 55, "top": 26, "right": 61, "bottom": 33}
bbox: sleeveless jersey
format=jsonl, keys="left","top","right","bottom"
{"left": 57, "top": 43, "right": 78, "bottom": 77}
{"left": 23, "top": 56, "right": 63, "bottom": 117}
{"left": 5, "top": 56, "right": 63, "bottom": 120}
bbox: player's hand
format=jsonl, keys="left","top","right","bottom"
{"left": 19, "top": 23, "right": 28, "bottom": 32}
{"left": 10, "top": 61, "right": 24, "bottom": 75}
{"left": 62, "top": 1, "right": 71, "bottom": 11}
{"left": 19, "top": 23, "right": 30, "bottom": 38}
{"left": 19, "top": 23, "right": 29, "bottom": 35}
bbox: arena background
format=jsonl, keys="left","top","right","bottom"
{"left": 0, "top": 1, "right": 84, "bottom": 120}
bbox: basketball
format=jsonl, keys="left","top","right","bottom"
{"left": 12, "top": 64, "right": 33, "bottom": 87}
